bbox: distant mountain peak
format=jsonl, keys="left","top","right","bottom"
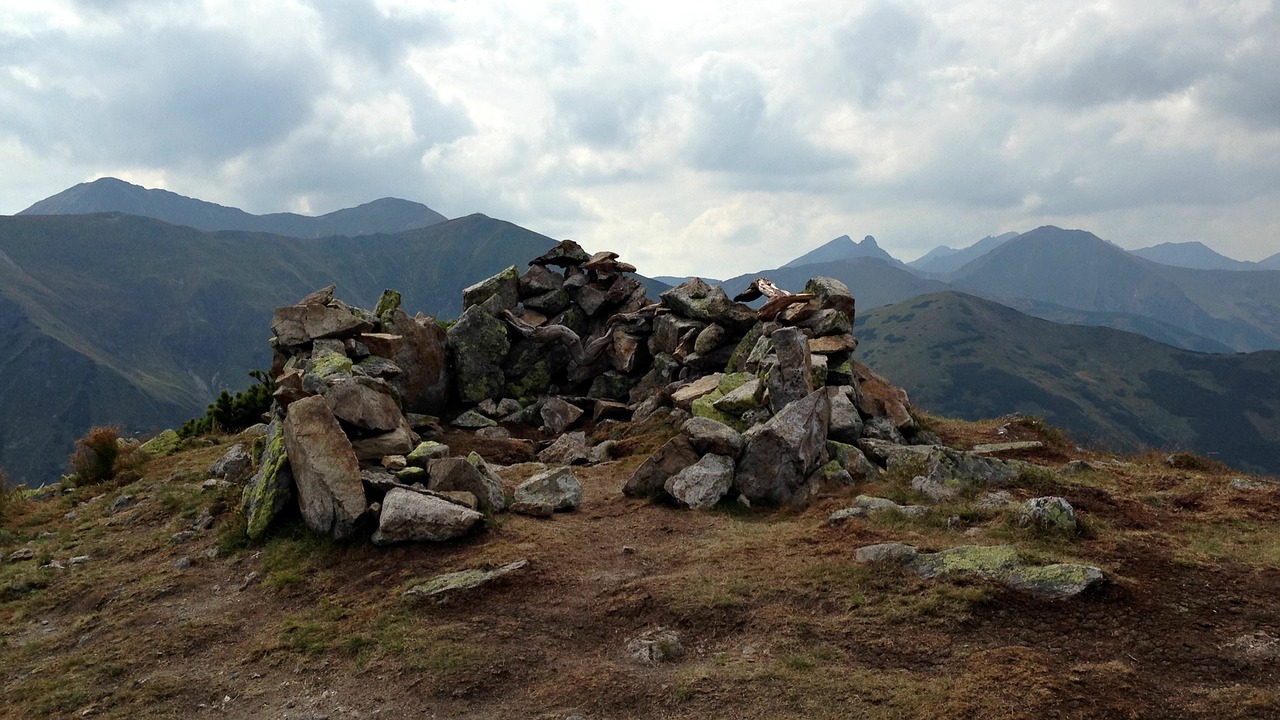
{"left": 907, "top": 231, "right": 1019, "bottom": 275}
{"left": 1132, "top": 240, "right": 1258, "bottom": 271}
{"left": 782, "top": 233, "right": 903, "bottom": 269}
{"left": 18, "top": 177, "right": 447, "bottom": 238}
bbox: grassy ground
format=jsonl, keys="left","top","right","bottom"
{"left": 2, "top": 416, "right": 1278, "bottom": 719}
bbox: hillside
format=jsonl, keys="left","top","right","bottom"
{"left": 907, "top": 232, "right": 1018, "bottom": 275}
{"left": 0, "top": 212, "right": 558, "bottom": 486}
{"left": 2, "top": 411, "right": 1277, "bottom": 718}
{"left": 1131, "top": 241, "right": 1260, "bottom": 271}
{"left": 855, "top": 292, "right": 1280, "bottom": 475}
{"left": 17, "top": 177, "right": 447, "bottom": 237}
{"left": 948, "top": 226, "right": 1280, "bottom": 352}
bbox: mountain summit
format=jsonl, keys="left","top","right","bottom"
{"left": 17, "top": 177, "right": 448, "bottom": 237}
{"left": 782, "top": 234, "right": 903, "bottom": 269}
{"left": 1131, "top": 241, "right": 1260, "bottom": 271}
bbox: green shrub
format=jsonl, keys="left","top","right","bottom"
{"left": 180, "top": 370, "right": 274, "bottom": 438}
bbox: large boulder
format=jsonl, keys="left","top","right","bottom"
{"left": 241, "top": 420, "right": 295, "bottom": 541}
{"left": 513, "top": 466, "right": 583, "bottom": 514}
{"left": 852, "top": 360, "right": 913, "bottom": 429}
{"left": 210, "top": 444, "right": 254, "bottom": 485}
{"left": 735, "top": 388, "right": 831, "bottom": 505}
{"left": 447, "top": 304, "right": 511, "bottom": 404}
{"left": 349, "top": 421, "right": 417, "bottom": 461}
{"left": 1016, "top": 497, "right": 1079, "bottom": 534}
{"left": 383, "top": 309, "right": 450, "bottom": 415}
{"left": 624, "top": 435, "right": 700, "bottom": 498}
{"left": 766, "top": 327, "right": 813, "bottom": 412}
{"left": 659, "top": 278, "right": 756, "bottom": 330}
{"left": 323, "top": 376, "right": 404, "bottom": 432}
{"left": 462, "top": 265, "right": 520, "bottom": 315}
{"left": 371, "top": 487, "right": 484, "bottom": 545}
{"left": 427, "top": 457, "right": 506, "bottom": 512}
{"left": 271, "top": 303, "right": 372, "bottom": 348}
{"left": 665, "top": 454, "right": 734, "bottom": 510}
{"left": 681, "top": 417, "right": 744, "bottom": 459}
{"left": 282, "top": 395, "right": 368, "bottom": 540}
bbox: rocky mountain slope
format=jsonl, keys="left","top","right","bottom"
{"left": 0, "top": 212, "right": 558, "bottom": 486}
{"left": 1131, "top": 241, "right": 1262, "bottom": 271}
{"left": 855, "top": 292, "right": 1280, "bottom": 476}
{"left": 783, "top": 234, "right": 905, "bottom": 269}
{"left": 907, "top": 232, "right": 1019, "bottom": 274}
{"left": 18, "top": 177, "right": 447, "bottom": 237}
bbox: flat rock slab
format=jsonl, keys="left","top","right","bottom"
{"left": 972, "top": 441, "right": 1045, "bottom": 454}
{"left": 372, "top": 487, "right": 483, "bottom": 545}
{"left": 902, "top": 544, "right": 1105, "bottom": 600}
{"left": 404, "top": 559, "right": 529, "bottom": 600}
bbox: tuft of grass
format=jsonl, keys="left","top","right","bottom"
{"left": 67, "top": 426, "right": 148, "bottom": 488}
{"left": 1010, "top": 414, "right": 1073, "bottom": 449}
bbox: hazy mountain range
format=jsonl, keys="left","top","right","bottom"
{"left": 3, "top": 177, "right": 1280, "bottom": 484}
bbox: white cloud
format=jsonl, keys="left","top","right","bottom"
{"left": 1, "top": 0, "right": 1279, "bottom": 270}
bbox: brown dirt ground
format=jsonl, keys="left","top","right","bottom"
{"left": 2, "top": 417, "right": 1279, "bottom": 719}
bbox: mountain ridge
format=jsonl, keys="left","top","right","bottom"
{"left": 16, "top": 177, "right": 448, "bottom": 237}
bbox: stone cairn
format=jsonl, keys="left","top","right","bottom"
{"left": 238, "top": 239, "right": 930, "bottom": 545}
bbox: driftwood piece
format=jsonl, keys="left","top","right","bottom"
{"left": 501, "top": 310, "right": 611, "bottom": 366}
{"left": 733, "top": 278, "right": 790, "bottom": 303}
{"left": 583, "top": 251, "right": 638, "bottom": 275}
{"left": 758, "top": 293, "right": 815, "bottom": 321}
{"left": 734, "top": 278, "right": 816, "bottom": 320}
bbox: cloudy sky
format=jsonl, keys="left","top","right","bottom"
{"left": 2, "top": 0, "right": 1278, "bottom": 277}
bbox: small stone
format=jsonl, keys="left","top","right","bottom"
{"left": 855, "top": 543, "right": 919, "bottom": 563}
{"left": 627, "top": 628, "right": 684, "bottom": 665}
{"left": 476, "top": 426, "right": 512, "bottom": 439}
{"left": 1016, "top": 497, "right": 1079, "bottom": 534}
{"left": 408, "top": 441, "right": 450, "bottom": 465}
{"left": 68, "top": 555, "right": 89, "bottom": 566}
{"left": 539, "top": 432, "right": 590, "bottom": 466}
{"left": 111, "top": 495, "right": 134, "bottom": 512}
{"left": 514, "top": 466, "right": 582, "bottom": 512}
{"left": 452, "top": 409, "right": 497, "bottom": 429}
{"left": 622, "top": 545, "right": 636, "bottom": 555}
{"left": 7, "top": 547, "right": 36, "bottom": 562}
{"left": 381, "top": 455, "right": 409, "bottom": 472}
{"left": 175, "top": 557, "right": 192, "bottom": 571}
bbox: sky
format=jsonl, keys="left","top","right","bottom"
{"left": 1, "top": 0, "right": 1278, "bottom": 278}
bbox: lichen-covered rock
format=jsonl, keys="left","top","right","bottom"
{"left": 860, "top": 441, "right": 1024, "bottom": 499}
{"left": 514, "top": 466, "right": 582, "bottom": 513}
{"left": 371, "top": 487, "right": 483, "bottom": 545}
{"left": 671, "top": 374, "right": 722, "bottom": 410}
{"left": 910, "top": 545, "right": 1104, "bottom": 599}
{"left": 826, "top": 440, "right": 880, "bottom": 481}
{"left": 854, "top": 543, "right": 919, "bottom": 563}
{"left": 624, "top": 435, "right": 700, "bottom": 498}
{"left": 659, "top": 278, "right": 756, "bottom": 329}
{"left": 828, "top": 495, "right": 927, "bottom": 525}
{"left": 1016, "top": 496, "right": 1079, "bottom": 534}
{"left": 734, "top": 388, "right": 831, "bottom": 505}
{"left": 140, "top": 429, "right": 181, "bottom": 458}
{"left": 627, "top": 628, "right": 684, "bottom": 665}
{"left": 452, "top": 409, "right": 497, "bottom": 429}
{"left": 712, "top": 376, "right": 764, "bottom": 415}
{"left": 241, "top": 420, "right": 294, "bottom": 541}
{"left": 282, "top": 396, "right": 366, "bottom": 540}
{"left": 447, "top": 304, "right": 511, "bottom": 404}
{"left": 407, "top": 441, "right": 449, "bottom": 465}
{"left": 665, "top": 454, "right": 734, "bottom": 510}
{"left": 680, "top": 416, "right": 744, "bottom": 459}
{"left": 462, "top": 265, "right": 520, "bottom": 315}
{"left": 404, "top": 559, "right": 529, "bottom": 599}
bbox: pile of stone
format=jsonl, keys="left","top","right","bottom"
{"left": 240, "top": 284, "right": 586, "bottom": 544}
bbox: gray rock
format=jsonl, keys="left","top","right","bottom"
{"left": 802, "top": 276, "right": 856, "bottom": 320}
{"left": 665, "top": 454, "right": 734, "bottom": 510}
{"left": 452, "top": 409, "right": 497, "bottom": 429}
{"left": 854, "top": 543, "right": 919, "bottom": 563}
{"left": 828, "top": 496, "right": 926, "bottom": 525}
{"left": 476, "top": 426, "right": 512, "bottom": 439}
{"left": 514, "top": 466, "right": 582, "bottom": 512}
{"left": 826, "top": 441, "right": 880, "bottom": 481}
{"left": 427, "top": 457, "right": 506, "bottom": 512}
{"left": 209, "top": 444, "right": 254, "bottom": 484}
{"left": 540, "top": 397, "right": 584, "bottom": 434}
{"left": 240, "top": 424, "right": 292, "bottom": 543}
{"left": 349, "top": 423, "right": 417, "bottom": 461}
{"left": 671, "top": 374, "right": 723, "bottom": 410}
{"left": 282, "top": 395, "right": 367, "bottom": 540}
{"left": 271, "top": 302, "right": 373, "bottom": 347}
{"left": 382, "top": 455, "right": 408, "bottom": 471}
{"left": 1016, "top": 496, "right": 1079, "bottom": 534}
{"left": 734, "top": 388, "right": 831, "bottom": 505}
{"left": 531, "top": 239, "right": 591, "bottom": 267}
{"left": 111, "top": 494, "right": 134, "bottom": 512}
{"left": 680, "top": 416, "right": 744, "bottom": 459}
{"left": 862, "top": 441, "right": 1025, "bottom": 499}
{"left": 323, "top": 376, "right": 404, "bottom": 432}
{"left": 588, "top": 439, "right": 619, "bottom": 464}
{"left": 624, "top": 435, "right": 700, "bottom": 498}
{"left": 693, "top": 323, "right": 728, "bottom": 355}
{"left": 538, "top": 432, "right": 590, "bottom": 465}
{"left": 660, "top": 278, "right": 755, "bottom": 329}
{"left": 447, "top": 305, "right": 511, "bottom": 404}
{"left": 627, "top": 628, "right": 684, "bottom": 665}
{"left": 826, "top": 386, "right": 864, "bottom": 443}
{"left": 519, "top": 264, "right": 565, "bottom": 296}
{"left": 372, "top": 487, "right": 484, "bottom": 545}
{"left": 7, "top": 547, "right": 35, "bottom": 562}
{"left": 766, "top": 327, "right": 813, "bottom": 412}
{"left": 649, "top": 313, "right": 707, "bottom": 356}
{"left": 712, "top": 376, "right": 764, "bottom": 415}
